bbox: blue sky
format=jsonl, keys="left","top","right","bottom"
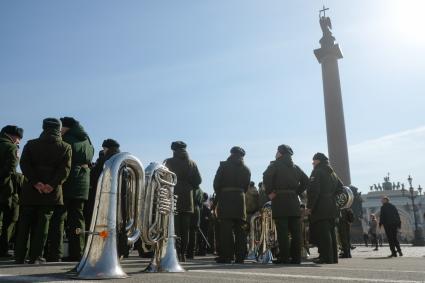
{"left": 1, "top": 1, "right": 424, "bottom": 195}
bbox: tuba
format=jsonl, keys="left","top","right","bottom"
{"left": 72, "top": 152, "right": 145, "bottom": 279}
{"left": 247, "top": 201, "right": 277, "bottom": 264}
{"left": 141, "top": 162, "right": 184, "bottom": 273}
{"left": 336, "top": 186, "right": 354, "bottom": 209}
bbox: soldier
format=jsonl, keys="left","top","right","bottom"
{"left": 258, "top": 182, "right": 269, "bottom": 208}
{"left": 379, "top": 196, "right": 403, "bottom": 257}
{"left": 187, "top": 186, "right": 203, "bottom": 259}
{"left": 0, "top": 125, "right": 23, "bottom": 257}
{"left": 47, "top": 117, "right": 94, "bottom": 262}
{"left": 197, "top": 192, "right": 212, "bottom": 256}
{"left": 306, "top": 152, "right": 341, "bottom": 264}
{"left": 165, "top": 141, "right": 202, "bottom": 262}
{"left": 214, "top": 146, "right": 250, "bottom": 264}
{"left": 263, "top": 144, "right": 309, "bottom": 264}
{"left": 15, "top": 118, "right": 71, "bottom": 264}
{"left": 245, "top": 181, "right": 259, "bottom": 221}
{"left": 338, "top": 208, "right": 354, "bottom": 258}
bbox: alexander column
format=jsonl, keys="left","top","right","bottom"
{"left": 314, "top": 7, "right": 351, "bottom": 185}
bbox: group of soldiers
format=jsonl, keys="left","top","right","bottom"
{"left": 1, "top": 117, "right": 364, "bottom": 265}
{"left": 0, "top": 118, "right": 121, "bottom": 264}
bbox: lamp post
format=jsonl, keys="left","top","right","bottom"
{"left": 402, "top": 175, "right": 425, "bottom": 246}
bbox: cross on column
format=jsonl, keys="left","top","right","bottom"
{"left": 319, "top": 5, "right": 329, "bottom": 17}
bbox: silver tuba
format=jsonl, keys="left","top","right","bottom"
{"left": 336, "top": 186, "right": 354, "bottom": 209}
{"left": 141, "top": 162, "right": 184, "bottom": 273}
{"left": 72, "top": 152, "right": 145, "bottom": 279}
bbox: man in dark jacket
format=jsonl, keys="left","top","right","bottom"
{"left": 197, "top": 192, "right": 212, "bottom": 256}
{"left": 165, "top": 141, "right": 202, "bottom": 262}
{"left": 187, "top": 186, "right": 203, "bottom": 259}
{"left": 214, "top": 146, "right": 251, "bottom": 264}
{"left": 263, "top": 144, "right": 309, "bottom": 264}
{"left": 15, "top": 118, "right": 71, "bottom": 264}
{"left": 0, "top": 125, "right": 23, "bottom": 257}
{"left": 338, "top": 208, "right": 355, "bottom": 258}
{"left": 307, "top": 152, "right": 342, "bottom": 264}
{"left": 47, "top": 117, "right": 94, "bottom": 261}
{"left": 379, "top": 196, "right": 403, "bottom": 257}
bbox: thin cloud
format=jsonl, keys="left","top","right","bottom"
{"left": 349, "top": 126, "right": 425, "bottom": 192}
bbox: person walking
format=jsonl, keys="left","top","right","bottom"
{"left": 369, "top": 214, "right": 379, "bottom": 251}
{"left": 379, "top": 196, "right": 403, "bottom": 257}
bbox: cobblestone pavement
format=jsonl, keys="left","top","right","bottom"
{"left": 0, "top": 246, "right": 424, "bottom": 283}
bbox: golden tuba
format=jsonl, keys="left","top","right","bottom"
{"left": 72, "top": 152, "right": 145, "bottom": 279}
{"left": 248, "top": 201, "right": 277, "bottom": 264}
{"left": 141, "top": 162, "right": 184, "bottom": 273}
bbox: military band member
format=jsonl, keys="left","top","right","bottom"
{"left": 338, "top": 207, "right": 354, "bottom": 258}
{"left": 15, "top": 118, "right": 71, "bottom": 264}
{"left": 245, "top": 181, "right": 260, "bottom": 220}
{"left": 306, "top": 152, "right": 341, "bottom": 264}
{"left": 47, "top": 117, "right": 94, "bottom": 262}
{"left": 263, "top": 144, "right": 309, "bottom": 264}
{"left": 214, "top": 146, "right": 251, "bottom": 264}
{"left": 0, "top": 125, "right": 23, "bottom": 257}
{"left": 187, "top": 186, "right": 203, "bottom": 259}
{"left": 165, "top": 141, "right": 202, "bottom": 262}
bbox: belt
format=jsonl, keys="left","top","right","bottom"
{"left": 221, "top": 187, "right": 244, "bottom": 193}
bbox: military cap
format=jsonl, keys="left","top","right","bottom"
{"left": 102, "top": 138, "right": 120, "bottom": 148}
{"left": 43, "top": 118, "right": 61, "bottom": 131}
{"left": 60, "top": 117, "right": 78, "bottom": 128}
{"left": 1, "top": 125, "right": 24, "bottom": 139}
{"left": 230, "top": 146, "right": 245, "bottom": 157}
{"left": 277, "top": 144, "right": 293, "bottom": 156}
{"left": 171, "top": 141, "right": 187, "bottom": 150}
{"left": 312, "top": 152, "right": 328, "bottom": 161}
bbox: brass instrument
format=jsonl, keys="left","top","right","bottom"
{"left": 72, "top": 152, "right": 145, "bottom": 279}
{"left": 141, "top": 162, "right": 184, "bottom": 273}
{"left": 247, "top": 201, "right": 277, "bottom": 264}
{"left": 336, "top": 186, "right": 354, "bottom": 209}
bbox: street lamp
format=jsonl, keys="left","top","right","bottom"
{"left": 402, "top": 175, "right": 425, "bottom": 246}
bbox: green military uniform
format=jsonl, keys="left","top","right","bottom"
{"left": 0, "top": 128, "right": 22, "bottom": 256}
{"left": 214, "top": 146, "right": 251, "bottom": 263}
{"left": 258, "top": 182, "right": 269, "bottom": 208}
{"left": 338, "top": 208, "right": 354, "bottom": 258}
{"left": 165, "top": 141, "right": 202, "bottom": 262}
{"left": 307, "top": 153, "right": 342, "bottom": 264}
{"left": 187, "top": 186, "right": 203, "bottom": 258}
{"left": 15, "top": 119, "right": 72, "bottom": 263}
{"left": 245, "top": 183, "right": 259, "bottom": 219}
{"left": 263, "top": 145, "right": 309, "bottom": 264}
{"left": 47, "top": 118, "right": 94, "bottom": 261}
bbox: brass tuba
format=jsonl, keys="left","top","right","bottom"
{"left": 72, "top": 152, "right": 145, "bottom": 279}
{"left": 141, "top": 162, "right": 184, "bottom": 273}
{"left": 247, "top": 201, "right": 277, "bottom": 264}
{"left": 336, "top": 186, "right": 354, "bottom": 209}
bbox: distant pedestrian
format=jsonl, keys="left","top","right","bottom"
{"left": 379, "top": 196, "right": 402, "bottom": 257}
{"left": 369, "top": 214, "right": 378, "bottom": 251}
